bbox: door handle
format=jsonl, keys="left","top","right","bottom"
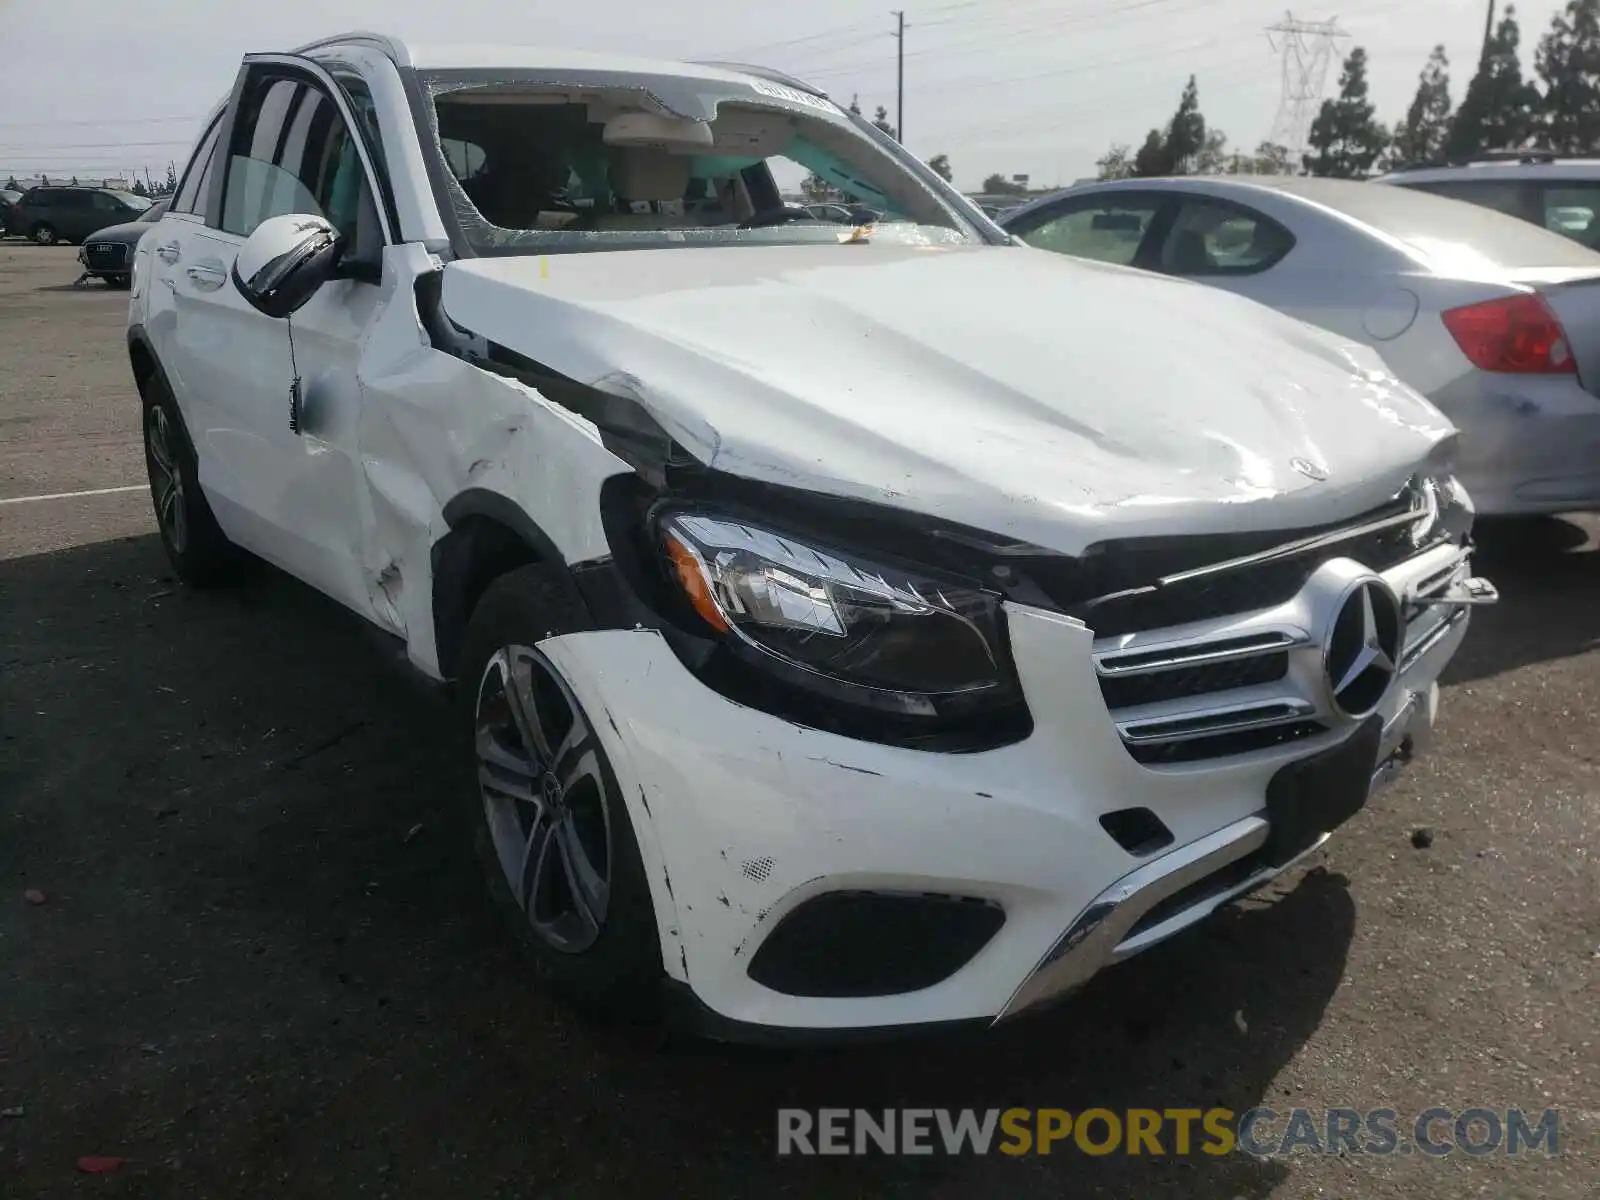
{"left": 185, "top": 261, "right": 228, "bottom": 292}
{"left": 155, "top": 240, "right": 181, "bottom": 265}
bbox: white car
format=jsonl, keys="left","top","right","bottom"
{"left": 127, "top": 32, "right": 1494, "bottom": 1040}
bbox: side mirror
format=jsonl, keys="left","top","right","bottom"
{"left": 232, "top": 213, "right": 343, "bottom": 319}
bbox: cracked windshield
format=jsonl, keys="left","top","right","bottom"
{"left": 423, "top": 75, "right": 984, "bottom": 252}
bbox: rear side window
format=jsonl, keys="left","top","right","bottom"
{"left": 1404, "top": 178, "right": 1533, "bottom": 221}
{"left": 1156, "top": 199, "right": 1294, "bottom": 276}
{"left": 1539, "top": 183, "right": 1600, "bottom": 250}
{"left": 173, "top": 118, "right": 223, "bottom": 215}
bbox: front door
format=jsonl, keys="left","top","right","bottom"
{"left": 159, "top": 61, "right": 392, "bottom": 620}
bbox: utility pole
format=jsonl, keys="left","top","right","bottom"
{"left": 892, "top": 9, "right": 906, "bottom": 144}
{"left": 1265, "top": 12, "right": 1349, "bottom": 166}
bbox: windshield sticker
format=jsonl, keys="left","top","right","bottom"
{"left": 747, "top": 80, "right": 841, "bottom": 116}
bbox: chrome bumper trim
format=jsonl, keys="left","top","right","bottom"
{"left": 995, "top": 687, "right": 1435, "bottom": 1024}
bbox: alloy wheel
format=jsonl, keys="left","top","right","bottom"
{"left": 145, "top": 406, "right": 187, "bottom": 555}
{"left": 475, "top": 645, "right": 613, "bottom": 953}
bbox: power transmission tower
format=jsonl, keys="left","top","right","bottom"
{"left": 891, "top": 10, "right": 907, "bottom": 143}
{"left": 1265, "top": 12, "right": 1349, "bottom": 164}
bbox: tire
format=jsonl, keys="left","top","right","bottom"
{"left": 30, "top": 223, "right": 57, "bottom": 246}
{"left": 458, "top": 565, "right": 663, "bottom": 1018}
{"left": 140, "top": 373, "right": 251, "bottom": 587}
{"left": 109, "top": 273, "right": 131, "bottom": 290}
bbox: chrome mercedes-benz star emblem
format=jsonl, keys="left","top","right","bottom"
{"left": 1290, "top": 457, "right": 1329, "bottom": 481}
{"left": 1324, "top": 578, "right": 1402, "bottom": 719}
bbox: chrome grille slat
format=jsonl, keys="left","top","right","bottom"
{"left": 1118, "top": 699, "right": 1318, "bottom": 745}
{"left": 1095, "top": 629, "right": 1307, "bottom": 676}
{"left": 1091, "top": 530, "right": 1473, "bottom": 767}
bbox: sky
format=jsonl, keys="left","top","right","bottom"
{"left": 0, "top": 0, "right": 1570, "bottom": 191}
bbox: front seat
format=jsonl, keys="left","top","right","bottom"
{"left": 596, "top": 149, "right": 692, "bottom": 230}
{"left": 1167, "top": 228, "right": 1215, "bottom": 274}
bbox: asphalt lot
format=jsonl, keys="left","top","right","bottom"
{"left": 1, "top": 239, "right": 1596, "bottom": 1198}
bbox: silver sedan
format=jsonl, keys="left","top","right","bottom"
{"left": 1000, "top": 176, "right": 1600, "bottom": 517}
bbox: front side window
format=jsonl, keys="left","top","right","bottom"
{"left": 219, "top": 74, "right": 380, "bottom": 255}
{"left": 414, "top": 69, "right": 989, "bottom": 255}
{"left": 1009, "top": 199, "right": 1161, "bottom": 265}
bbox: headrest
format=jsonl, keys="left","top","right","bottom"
{"left": 608, "top": 149, "right": 691, "bottom": 203}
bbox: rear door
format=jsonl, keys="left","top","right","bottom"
{"left": 55, "top": 190, "right": 95, "bottom": 240}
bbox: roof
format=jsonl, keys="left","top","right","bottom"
{"left": 292, "top": 31, "right": 821, "bottom": 95}
{"left": 1373, "top": 159, "right": 1600, "bottom": 185}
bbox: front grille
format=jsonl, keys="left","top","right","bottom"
{"left": 84, "top": 243, "right": 126, "bottom": 267}
{"left": 1099, "top": 651, "right": 1288, "bottom": 709}
{"left": 1086, "top": 482, "right": 1453, "bottom": 767}
{"left": 1126, "top": 720, "right": 1326, "bottom": 765}
{"left": 1081, "top": 519, "right": 1420, "bottom": 638}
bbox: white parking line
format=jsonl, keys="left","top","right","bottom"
{"left": 0, "top": 485, "right": 145, "bottom": 507}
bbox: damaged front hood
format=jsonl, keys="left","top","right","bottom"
{"left": 440, "top": 243, "right": 1454, "bottom": 554}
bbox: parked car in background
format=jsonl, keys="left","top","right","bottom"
{"left": 0, "top": 188, "right": 23, "bottom": 236}
{"left": 1376, "top": 152, "right": 1600, "bottom": 250}
{"left": 9, "top": 184, "right": 152, "bottom": 245}
{"left": 77, "top": 198, "right": 170, "bottom": 287}
{"left": 126, "top": 32, "right": 1491, "bottom": 1040}
{"left": 1001, "top": 176, "right": 1600, "bottom": 517}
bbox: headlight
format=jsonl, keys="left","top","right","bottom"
{"left": 658, "top": 512, "right": 1018, "bottom": 718}
{"left": 1412, "top": 472, "right": 1473, "bottom": 548}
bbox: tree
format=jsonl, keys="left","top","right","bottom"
{"left": 980, "top": 173, "right": 1027, "bottom": 195}
{"left": 801, "top": 173, "right": 830, "bottom": 201}
{"left": 1164, "top": 76, "right": 1207, "bottom": 173}
{"left": 926, "top": 153, "right": 953, "bottom": 182}
{"left": 161, "top": 162, "right": 179, "bottom": 195}
{"left": 70, "top": 175, "right": 79, "bottom": 185}
{"left": 1304, "top": 46, "right": 1391, "bottom": 177}
{"left": 1390, "top": 45, "right": 1453, "bottom": 167}
{"left": 1194, "top": 129, "right": 1230, "bottom": 174}
{"left": 1446, "top": 6, "right": 1540, "bottom": 159}
{"left": 1252, "top": 142, "right": 1292, "bottom": 174}
{"left": 1095, "top": 144, "right": 1135, "bottom": 180}
{"left": 131, "top": 179, "right": 150, "bottom": 197}
{"left": 1535, "top": 0, "right": 1600, "bottom": 153}
{"left": 4, "top": 176, "right": 15, "bottom": 189}
{"left": 872, "top": 105, "right": 897, "bottom": 139}
{"left": 848, "top": 95, "right": 863, "bottom": 116}
{"left": 1131, "top": 128, "right": 1169, "bottom": 176}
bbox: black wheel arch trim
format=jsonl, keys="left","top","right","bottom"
{"left": 432, "top": 488, "right": 664, "bottom": 681}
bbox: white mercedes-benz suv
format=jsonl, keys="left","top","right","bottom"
{"left": 125, "top": 32, "right": 1495, "bottom": 1040}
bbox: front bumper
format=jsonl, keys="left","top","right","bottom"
{"left": 539, "top": 541, "right": 1485, "bottom": 1036}
{"left": 78, "top": 241, "right": 130, "bottom": 276}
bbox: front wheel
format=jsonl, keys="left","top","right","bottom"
{"left": 31, "top": 223, "right": 57, "bottom": 246}
{"left": 141, "top": 377, "right": 250, "bottom": 587}
{"left": 458, "top": 567, "right": 663, "bottom": 1016}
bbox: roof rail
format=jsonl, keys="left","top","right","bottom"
{"left": 1468, "top": 148, "right": 1558, "bottom": 164}
{"left": 692, "top": 61, "right": 830, "bottom": 97}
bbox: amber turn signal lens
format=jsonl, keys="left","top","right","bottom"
{"left": 664, "top": 532, "right": 729, "bottom": 632}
